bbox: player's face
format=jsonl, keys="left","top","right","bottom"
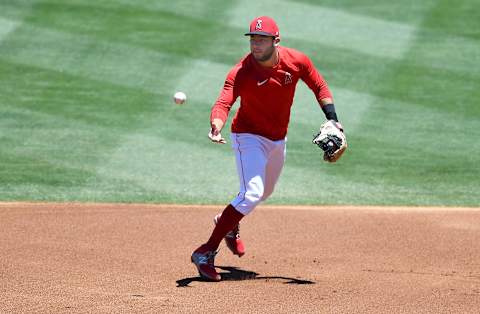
{"left": 250, "top": 35, "right": 275, "bottom": 62}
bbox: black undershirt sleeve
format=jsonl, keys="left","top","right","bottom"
{"left": 321, "top": 103, "right": 338, "bottom": 122}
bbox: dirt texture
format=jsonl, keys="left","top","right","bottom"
{"left": 1, "top": 202, "right": 479, "bottom": 313}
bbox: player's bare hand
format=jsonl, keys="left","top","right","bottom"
{"left": 208, "top": 119, "right": 226, "bottom": 144}
{"left": 208, "top": 128, "right": 227, "bottom": 144}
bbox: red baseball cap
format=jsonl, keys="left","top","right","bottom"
{"left": 244, "top": 16, "right": 280, "bottom": 38}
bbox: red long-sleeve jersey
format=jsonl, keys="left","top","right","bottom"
{"left": 211, "top": 46, "right": 333, "bottom": 141}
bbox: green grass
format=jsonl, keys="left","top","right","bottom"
{"left": 0, "top": 0, "right": 479, "bottom": 206}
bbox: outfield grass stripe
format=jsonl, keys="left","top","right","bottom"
{"left": 291, "top": 84, "right": 373, "bottom": 132}
{"left": 0, "top": 58, "right": 164, "bottom": 129}
{"left": 227, "top": 0, "right": 416, "bottom": 59}
{"left": 291, "top": 0, "right": 437, "bottom": 25}
{"left": 174, "top": 59, "right": 231, "bottom": 104}
{"left": 406, "top": 31, "right": 480, "bottom": 73}
{"left": 0, "top": 1, "right": 41, "bottom": 20}
{"left": 66, "top": 0, "right": 234, "bottom": 20}
{"left": 79, "top": 133, "right": 238, "bottom": 203}
{"left": 0, "top": 102, "right": 112, "bottom": 168}
{"left": 275, "top": 163, "right": 480, "bottom": 206}
{"left": 0, "top": 17, "right": 21, "bottom": 44}
{"left": 0, "top": 20, "right": 183, "bottom": 94}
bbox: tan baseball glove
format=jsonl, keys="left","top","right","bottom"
{"left": 312, "top": 120, "right": 347, "bottom": 162}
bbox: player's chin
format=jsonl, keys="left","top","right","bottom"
{"left": 253, "top": 53, "right": 268, "bottom": 62}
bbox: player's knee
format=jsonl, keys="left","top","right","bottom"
{"left": 232, "top": 180, "right": 267, "bottom": 215}
{"left": 244, "top": 180, "right": 265, "bottom": 202}
{"left": 235, "top": 196, "right": 262, "bottom": 215}
{"left": 245, "top": 189, "right": 264, "bottom": 206}
{"left": 233, "top": 190, "right": 263, "bottom": 215}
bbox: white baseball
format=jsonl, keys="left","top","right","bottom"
{"left": 173, "top": 91, "right": 187, "bottom": 105}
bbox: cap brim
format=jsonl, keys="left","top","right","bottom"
{"left": 244, "top": 31, "right": 276, "bottom": 37}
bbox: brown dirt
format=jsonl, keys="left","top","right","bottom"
{"left": 1, "top": 202, "right": 479, "bottom": 313}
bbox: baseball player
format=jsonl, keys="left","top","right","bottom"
{"left": 191, "top": 16, "right": 345, "bottom": 281}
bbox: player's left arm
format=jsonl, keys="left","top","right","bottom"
{"left": 300, "top": 54, "right": 341, "bottom": 126}
{"left": 301, "top": 54, "right": 347, "bottom": 162}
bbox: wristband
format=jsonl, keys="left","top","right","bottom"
{"left": 322, "top": 103, "right": 338, "bottom": 122}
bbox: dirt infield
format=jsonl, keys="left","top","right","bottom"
{"left": 1, "top": 202, "right": 479, "bottom": 313}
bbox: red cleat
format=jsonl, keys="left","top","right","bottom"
{"left": 214, "top": 214, "right": 245, "bottom": 257}
{"left": 191, "top": 245, "right": 221, "bottom": 281}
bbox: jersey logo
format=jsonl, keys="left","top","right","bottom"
{"left": 284, "top": 71, "right": 293, "bottom": 85}
{"left": 257, "top": 78, "right": 269, "bottom": 86}
{"left": 255, "top": 19, "right": 263, "bottom": 30}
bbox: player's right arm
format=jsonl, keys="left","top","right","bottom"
{"left": 209, "top": 65, "right": 241, "bottom": 144}
{"left": 208, "top": 118, "right": 226, "bottom": 144}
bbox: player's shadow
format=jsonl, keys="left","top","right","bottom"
{"left": 176, "top": 266, "right": 315, "bottom": 287}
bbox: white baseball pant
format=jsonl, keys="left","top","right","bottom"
{"left": 230, "top": 133, "right": 286, "bottom": 215}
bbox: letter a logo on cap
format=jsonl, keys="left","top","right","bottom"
{"left": 245, "top": 16, "right": 280, "bottom": 38}
{"left": 255, "top": 19, "right": 263, "bottom": 30}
